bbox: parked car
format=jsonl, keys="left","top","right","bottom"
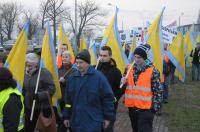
{"left": 3, "top": 40, "right": 15, "bottom": 51}
{"left": 0, "top": 46, "right": 5, "bottom": 52}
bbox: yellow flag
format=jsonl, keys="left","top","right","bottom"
{"left": 184, "top": 31, "right": 196, "bottom": 55}
{"left": 58, "top": 23, "right": 75, "bottom": 63}
{"left": 101, "top": 8, "right": 128, "bottom": 73}
{"left": 128, "top": 36, "right": 136, "bottom": 63}
{"left": 145, "top": 8, "right": 165, "bottom": 77}
{"left": 89, "top": 41, "right": 97, "bottom": 65}
{"left": 41, "top": 25, "right": 61, "bottom": 105}
{"left": 196, "top": 33, "right": 200, "bottom": 43}
{"left": 5, "top": 22, "right": 29, "bottom": 92}
{"left": 122, "top": 43, "right": 126, "bottom": 52}
{"left": 166, "top": 32, "right": 185, "bottom": 82}
{"left": 130, "top": 36, "right": 136, "bottom": 53}
{"left": 80, "top": 37, "right": 88, "bottom": 51}
{"left": 184, "top": 31, "right": 196, "bottom": 66}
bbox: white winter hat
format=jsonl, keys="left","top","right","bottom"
{"left": 26, "top": 53, "right": 39, "bottom": 63}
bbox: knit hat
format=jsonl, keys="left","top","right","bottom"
{"left": 134, "top": 44, "right": 151, "bottom": 60}
{"left": 76, "top": 49, "right": 91, "bottom": 64}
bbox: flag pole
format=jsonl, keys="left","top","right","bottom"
{"left": 30, "top": 66, "right": 42, "bottom": 121}
{"left": 95, "top": 58, "right": 100, "bottom": 69}
{"left": 120, "top": 61, "right": 135, "bottom": 88}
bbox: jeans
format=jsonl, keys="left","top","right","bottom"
{"left": 192, "top": 63, "right": 200, "bottom": 81}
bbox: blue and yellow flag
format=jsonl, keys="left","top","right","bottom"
{"left": 100, "top": 7, "right": 128, "bottom": 73}
{"left": 196, "top": 32, "right": 200, "bottom": 43}
{"left": 4, "top": 21, "right": 29, "bottom": 92}
{"left": 89, "top": 41, "right": 97, "bottom": 65}
{"left": 128, "top": 36, "right": 136, "bottom": 63}
{"left": 166, "top": 32, "right": 185, "bottom": 82}
{"left": 145, "top": 8, "right": 165, "bottom": 77}
{"left": 80, "top": 37, "right": 88, "bottom": 51}
{"left": 184, "top": 31, "right": 196, "bottom": 66}
{"left": 122, "top": 43, "right": 126, "bottom": 52}
{"left": 40, "top": 23, "right": 61, "bottom": 105}
{"left": 57, "top": 23, "right": 75, "bottom": 66}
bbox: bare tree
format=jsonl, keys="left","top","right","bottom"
{"left": 0, "top": 2, "right": 21, "bottom": 40}
{"left": 39, "top": 0, "right": 65, "bottom": 47}
{"left": 0, "top": 10, "right": 4, "bottom": 46}
{"left": 63, "top": 0, "right": 106, "bottom": 48}
{"left": 39, "top": 0, "right": 50, "bottom": 29}
{"left": 23, "top": 9, "right": 40, "bottom": 40}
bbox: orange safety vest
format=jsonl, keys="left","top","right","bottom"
{"left": 125, "top": 65, "right": 153, "bottom": 109}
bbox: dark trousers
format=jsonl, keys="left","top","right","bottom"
{"left": 102, "top": 103, "right": 118, "bottom": 132}
{"left": 192, "top": 63, "right": 200, "bottom": 81}
{"left": 25, "top": 108, "right": 40, "bottom": 132}
{"left": 128, "top": 108, "right": 155, "bottom": 132}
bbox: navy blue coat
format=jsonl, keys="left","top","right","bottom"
{"left": 63, "top": 66, "right": 115, "bottom": 131}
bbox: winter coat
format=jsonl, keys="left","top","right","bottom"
{"left": 190, "top": 47, "right": 200, "bottom": 64}
{"left": 58, "top": 64, "right": 77, "bottom": 100}
{"left": 96, "top": 58, "right": 123, "bottom": 105}
{"left": 63, "top": 66, "right": 115, "bottom": 131}
{"left": 23, "top": 68, "right": 55, "bottom": 110}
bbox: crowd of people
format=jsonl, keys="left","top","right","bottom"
{"left": 0, "top": 41, "right": 199, "bottom": 132}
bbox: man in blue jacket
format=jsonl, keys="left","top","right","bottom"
{"left": 63, "top": 49, "right": 115, "bottom": 132}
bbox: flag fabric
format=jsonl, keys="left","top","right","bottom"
{"left": 100, "top": 7, "right": 128, "bottom": 73}
{"left": 184, "top": 31, "right": 196, "bottom": 54}
{"left": 144, "top": 8, "right": 165, "bottom": 77}
{"left": 40, "top": 23, "right": 61, "bottom": 105}
{"left": 88, "top": 41, "right": 97, "bottom": 65}
{"left": 128, "top": 36, "right": 136, "bottom": 63}
{"left": 4, "top": 21, "right": 29, "bottom": 92}
{"left": 166, "top": 32, "right": 185, "bottom": 82}
{"left": 184, "top": 31, "right": 196, "bottom": 66}
{"left": 196, "top": 33, "right": 200, "bottom": 43}
{"left": 122, "top": 43, "right": 126, "bottom": 52}
{"left": 57, "top": 23, "right": 75, "bottom": 68}
{"left": 79, "top": 37, "right": 88, "bottom": 51}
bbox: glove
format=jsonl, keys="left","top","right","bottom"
{"left": 33, "top": 93, "right": 39, "bottom": 100}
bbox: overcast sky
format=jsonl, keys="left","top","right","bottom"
{"left": 2, "top": 0, "right": 200, "bottom": 30}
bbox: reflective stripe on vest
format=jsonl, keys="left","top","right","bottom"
{"left": 125, "top": 65, "right": 154, "bottom": 109}
{"left": 0, "top": 88, "right": 24, "bottom": 131}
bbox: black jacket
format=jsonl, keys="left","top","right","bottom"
{"left": 97, "top": 58, "right": 123, "bottom": 104}
{"left": 190, "top": 47, "right": 200, "bottom": 64}
{"left": 3, "top": 94, "right": 23, "bottom": 132}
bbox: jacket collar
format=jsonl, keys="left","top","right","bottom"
{"left": 74, "top": 65, "right": 95, "bottom": 76}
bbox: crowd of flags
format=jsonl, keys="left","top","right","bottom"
{"left": 3, "top": 7, "right": 200, "bottom": 105}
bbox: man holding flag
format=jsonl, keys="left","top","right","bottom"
{"left": 121, "top": 44, "right": 162, "bottom": 132}
{"left": 23, "top": 53, "right": 55, "bottom": 132}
